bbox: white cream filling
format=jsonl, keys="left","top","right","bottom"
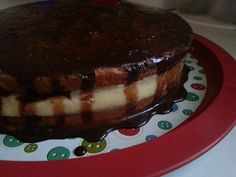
{"left": 63, "top": 91, "right": 81, "bottom": 115}
{"left": 0, "top": 74, "right": 158, "bottom": 117}
{"left": 1, "top": 95, "right": 20, "bottom": 117}
{"left": 93, "top": 84, "right": 126, "bottom": 111}
{"left": 137, "top": 75, "right": 157, "bottom": 101}
{"left": 35, "top": 100, "right": 54, "bottom": 117}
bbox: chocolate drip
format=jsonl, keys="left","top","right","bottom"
{"left": 124, "top": 63, "right": 143, "bottom": 84}
{"left": 124, "top": 83, "right": 138, "bottom": 112}
{"left": 80, "top": 93, "right": 94, "bottom": 124}
{"left": 124, "top": 63, "right": 141, "bottom": 114}
{"left": 51, "top": 79, "right": 64, "bottom": 95}
{"left": 74, "top": 146, "right": 87, "bottom": 156}
{"left": 0, "top": 65, "right": 189, "bottom": 143}
{"left": 79, "top": 70, "right": 96, "bottom": 91}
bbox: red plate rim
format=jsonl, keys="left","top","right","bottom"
{"left": 0, "top": 34, "right": 236, "bottom": 177}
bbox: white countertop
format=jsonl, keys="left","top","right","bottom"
{"left": 0, "top": 1, "right": 235, "bottom": 177}
{"left": 164, "top": 22, "right": 236, "bottom": 177}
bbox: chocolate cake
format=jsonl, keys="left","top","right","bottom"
{"left": 0, "top": 0, "right": 192, "bottom": 142}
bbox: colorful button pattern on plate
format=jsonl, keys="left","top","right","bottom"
{"left": 146, "top": 135, "right": 158, "bottom": 142}
{"left": 193, "top": 76, "right": 202, "bottom": 80}
{"left": 82, "top": 140, "right": 107, "bottom": 154}
{"left": 0, "top": 55, "right": 206, "bottom": 161}
{"left": 47, "top": 147, "right": 70, "bottom": 161}
{"left": 186, "top": 92, "right": 200, "bottom": 101}
{"left": 158, "top": 121, "right": 173, "bottom": 130}
{"left": 191, "top": 83, "right": 206, "bottom": 90}
{"left": 3, "top": 135, "right": 24, "bottom": 148}
{"left": 24, "top": 144, "right": 38, "bottom": 153}
{"left": 171, "top": 104, "right": 178, "bottom": 112}
{"left": 118, "top": 128, "right": 140, "bottom": 136}
{"left": 183, "top": 109, "right": 193, "bottom": 115}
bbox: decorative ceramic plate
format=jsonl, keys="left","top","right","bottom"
{"left": 0, "top": 34, "right": 235, "bottom": 177}
{"left": 0, "top": 52, "right": 206, "bottom": 161}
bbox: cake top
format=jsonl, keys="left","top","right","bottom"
{"left": 0, "top": 0, "right": 192, "bottom": 80}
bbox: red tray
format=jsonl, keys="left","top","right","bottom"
{"left": 0, "top": 34, "right": 235, "bottom": 177}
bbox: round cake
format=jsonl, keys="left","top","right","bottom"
{"left": 0, "top": 0, "right": 192, "bottom": 142}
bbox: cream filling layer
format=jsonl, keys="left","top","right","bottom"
{"left": 1, "top": 74, "right": 157, "bottom": 117}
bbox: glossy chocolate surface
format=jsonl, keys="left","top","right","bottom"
{"left": 0, "top": 0, "right": 192, "bottom": 82}
{"left": 0, "top": 1, "right": 192, "bottom": 142}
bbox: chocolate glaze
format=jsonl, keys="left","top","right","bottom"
{"left": 74, "top": 145, "right": 87, "bottom": 156}
{"left": 124, "top": 63, "right": 143, "bottom": 84}
{"left": 79, "top": 70, "right": 96, "bottom": 91}
{"left": 124, "top": 81, "right": 138, "bottom": 114}
{"left": 0, "top": 65, "right": 189, "bottom": 143}
{"left": 0, "top": 0, "right": 192, "bottom": 96}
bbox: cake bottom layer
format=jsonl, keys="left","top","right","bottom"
{"left": 0, "top": 65, "right": 189, "bottom": 142}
